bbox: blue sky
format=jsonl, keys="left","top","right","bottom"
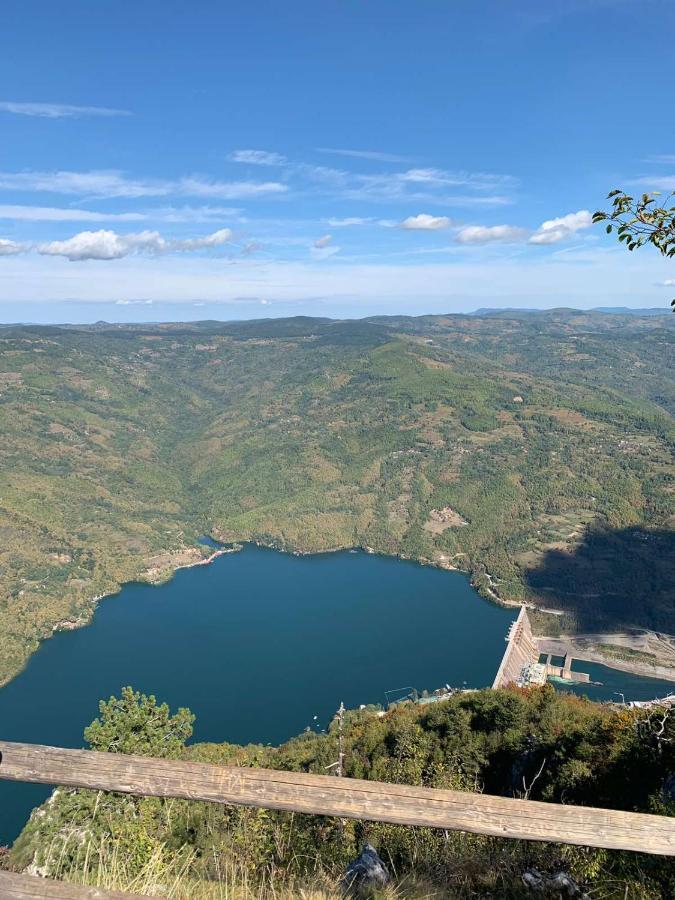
{"left": 1, "top": 0, "right": 674, "bottom": 322}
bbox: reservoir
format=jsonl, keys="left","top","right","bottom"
{"left": 0, "top": 544, "right": 673, "bottom": 846}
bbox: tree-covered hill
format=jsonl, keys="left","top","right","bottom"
{"left": 0, "top": 310, "right": 673, "bottom": 685}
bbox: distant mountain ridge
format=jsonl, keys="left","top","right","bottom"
{"left": 471, "top": 306, "right": 670, "bottom": 317}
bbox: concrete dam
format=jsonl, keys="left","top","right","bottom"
{"left": 493, "top": 606, "right": 590, "bottom": 689}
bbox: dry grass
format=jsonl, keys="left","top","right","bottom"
{"left": 28, "top": 834, "right": 444, "bottom": 899}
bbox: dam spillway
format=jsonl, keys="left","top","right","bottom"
{"left": 492, "top": 607, "right": 590, "bottom": 688}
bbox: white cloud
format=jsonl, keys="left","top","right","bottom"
{"left": 660, "top": 279, "right": 675, "bottom": 286}
{"left": 116, "top": 299, "right": 153, "bottom": 305}
{"left": 37, "top": 227, "right": 232, "bottom": 261}
{"left": 529, "top": 209, "right": 593, "bottom": 245}
{"left": 400, "top": 213, "right": 452, "bottom": 231}
{"left": 456, "top": 224, "right": 527, "bottom": 244}
{"left": 317, "top": 148, "right": 412, "bottom": 163}
{"left": 0, "top": 238, "right": 26, "bottom": 256}
{"left": 644, "top": 155, "right": 675, "bottom": 165}
{"left": 313, "top": 234, "right": 333, "bottom": 248}
{"left": 39, "top": 230, "right": 162, "bottom": 261}
{"left": 451, "top": 210, "right": 593, "bottom": 247}
{"left": 0, "top": 101, "right": 130, "bottom": 118}
{"left": 0, "top": 170, "right": 287, "bottom": 200}
{"left": 229, "top": 150, "right": 286, "bottom": 166}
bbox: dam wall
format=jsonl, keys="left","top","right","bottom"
{"left": 493, "top": 606, "right": 591, "bottom": 688}
{"left": 492, "top": 606, "right": 542, "bottom": 688}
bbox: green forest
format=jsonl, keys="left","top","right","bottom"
{"left": 6, "top": 685, "right": 674, "bottom": 898}
{"left": 0, "top": 309, "right": 673, "bottom": 686}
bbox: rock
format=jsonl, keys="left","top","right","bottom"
{"left": 661, "top": 772, "right": 675, "bottom": 801}
{"left": 522, "top": 868, "right": 589, "bottom": 898}
{"left": 342, "top": 843, "right": 390, "bottom": 897}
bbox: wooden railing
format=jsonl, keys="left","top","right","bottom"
{"left": 0, "top": 871, "right": 153, "bottom": 899}
{"left": 1, "top": 739, "right": 674, "bottom": 897}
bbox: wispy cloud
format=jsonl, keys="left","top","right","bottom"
{"left": 0, "top": 205, "right": 146, "bottom": 222}
{"left": 643, "top": 155, "right": 675, "bottom": 165}
{"left": 311, "top": 233, "right": 340, "bottom": 260}
{"left": 229, "top": 149, "right": 287, "bottom": 166}
{"left": 37, "top": 227, "right": 233, "bottom": 261}
{"left": 399, "top": 168, "right": 515, "bottom": 190}
{"left": 0, "top": 162, "right": 513, "bottom": 213}
{"left": 325, "top": 217, "right": 375, "bottom": 227}
{"left": 0, "top": 170, "right": 287, "bottom": 200}
{"left": 0, "top": 204, "right": 240, "bottom": 223}
{"left": 305, "top": 164, "right": 514, "bottom": 206}
{"left": 0, "top": 101, "right": 131, "bottom": 118}
{"left": 146, "top": 206, "right": 242, "bottom": 223}
{"left": 634, "top": 175, "right": 675, "bottom": 192}
{"left": 353, "top": 169, "right": 513, "bottom": 206}
{"left": 400, "top": 213, "right": 452, "bottom": 230}
{"left": 317, "top": 147, "right": 412, "bottom": 163}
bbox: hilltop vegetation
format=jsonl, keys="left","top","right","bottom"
{"left": 8, "top": 685, "right": 675, "bottom": 898}
{"left": 0, "top": 310, "right": 673, "bottom": 684}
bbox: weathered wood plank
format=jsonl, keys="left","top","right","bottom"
{"left": 1, "top": 741, "right": 673, "bottom": 856}
{"left": 0, "top": 870, "right": 156, "bottom": 899}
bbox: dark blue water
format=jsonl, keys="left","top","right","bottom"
{"left": 0, "top": 545, "right": 515, "bottom": 846}
{"left": 554, "top": 660, "right": 675, "bottom": 704}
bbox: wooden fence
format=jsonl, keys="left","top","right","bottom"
{"left": 0, "top": 871, "right": 153, "bottom": 899}
{"left": 1, "top": 739, "right": 674, "bottom": 897}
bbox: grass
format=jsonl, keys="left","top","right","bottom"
{"left": 25, "top": 834, "right": 438, "bottom": 899}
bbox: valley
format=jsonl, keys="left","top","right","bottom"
{"left": 0, "top": 309, "right": 673, "bottom": 687}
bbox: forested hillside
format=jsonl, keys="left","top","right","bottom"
{"left": 0, "top": 310, "right": 673, "bottom": 685}
{"left": 8, "top": 685, "right": 675, "bottom": 898}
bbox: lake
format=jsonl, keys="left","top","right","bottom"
{"left": 1, "top": 544, "right": 673, "bottom": 847}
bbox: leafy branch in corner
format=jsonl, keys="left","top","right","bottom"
{"left": 593, "top": 189, "right": 675, "bottom": 310}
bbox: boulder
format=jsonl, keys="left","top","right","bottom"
{"left": 342, "top": 843, "right": 390, "bottom": 897}
{"left": 522, "top": 868, "right": 589, "bottom": 898}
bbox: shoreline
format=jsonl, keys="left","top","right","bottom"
{"left": 0, "top": 541, "right": 240, "bottom": 690}
{"left": 166, "top": 545, "right": 237, "bottom": 574}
